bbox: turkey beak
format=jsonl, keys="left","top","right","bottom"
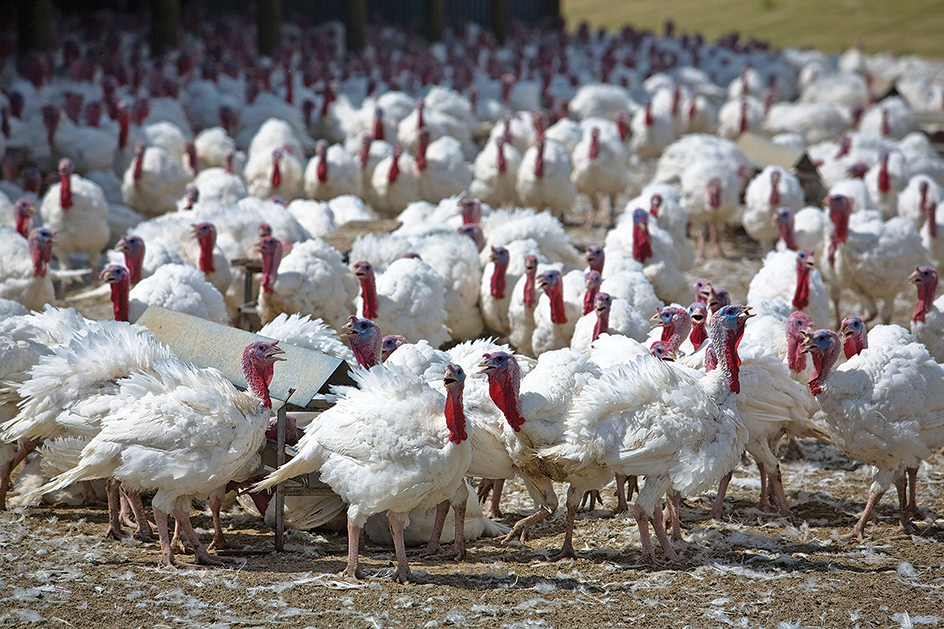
{"left": 477, "top": 358, "right": 494, "bottom": 375}
{"left": 269, "top": 345, "right": 287, "bottom": 362}
{"left": 443, "top": 366, "right": 458, "bottom": 386}
{"left": 909, "top": 268, "right": 920, "bottom": 284}
{"left": 536, "top": 276, "right": 549, "bottom": 291}
{"left": 799, "top": 330, "right": 814, "bottom": 353}
{"left": 741, "top": 305, "right": 755, "bottom": 320}
{"left": 340, "top": 320, "right": 357, "bottom": 337}
{"left": 115, "top": 238, "right": 130, "bottom": 253}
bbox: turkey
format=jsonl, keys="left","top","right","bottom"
{"left": 0, "top": 227, "right": 56, "bottom": 311}
{"left": 531, "top": 268, "right": 583, "bottom": 356}
{"left": 680, "top": 157, "right": 743, "bottom": 258}
{"left": 909, "top": 266, "right": 944, "bottom": 363}
{"left": 825, "top": 194, "right": 930, "bottom": 324}
{"left": 256, "top": 235, "right": 357, "bottom": 331}
{"left": 469, "top": 136, "right": 521, "bottom": 208}
{"left": 244, "top": 146, "right": 304, "bottom": 202}
{"left": 415, "top": 128, "right": 473, "bottom": 204}
{"left": 25, "top": 340, "right": 284, "bottom": 566}
{"left": 121, "top": 143, "right": 192, "bottom": 218}
{"left": 369, "top": 145, "right": 421, "bottom": 218}
{"left": 39, "top": 159, "right": 110, "bottom": 274}
{"left": 303, "top": 140, "right": 361, "bottom": 201}
{"left": 253, "top": 362, "right": 471, "bottom": 582}
{"left": 802, "top": 327, "right": 944, "bottom": 539}
{"left": 897, "top": 176, "right": 942, "bottom": 231}
{"left": 100, "top": 263, "right": 228, "bottom": 325}
{"left": 747, "top": 249, "right": 830, "bottom": 328}
{"left": 477, "top": 347, "right": 605, "bottom": 556}
{"left": 531, "top": 305, "right": 751, "bottom": 561}
{"left": 516, "top": 137, "right": 576, "bottom": 223}
{"left": 742, "top": 167, "right": 805, "bottom": 251}
{"left": 864, "top": 150, "right": 910, "bottom": 220}
{"left": 570, "top": 291, "right": 649, "bottom": 350}
{"left": 352, "top": 258, "right": 451, "bottom": 348}
{"left": 507, "top": 254, "right": 543, "bottom": 357}
{"left": 605, "top": 208, "right": 689, "bottom": 305}
{"left": 571, "top": 126, "right": 629, "bottom": 228}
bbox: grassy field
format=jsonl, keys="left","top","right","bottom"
{"left": 563, "top": 0, "right": 944, "bottom": 61}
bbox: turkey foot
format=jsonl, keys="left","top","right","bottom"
{"left": 579, "top": 489, "right": 602, "bottom": 512}
{"left": 501, "top": 505, "right": 552, "bottom": 545}
{"left": 477, "top": 479, "right": 503, "bottom": 519}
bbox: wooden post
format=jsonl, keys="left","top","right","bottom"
{"left": 426, "top": 0, "right": 445, "bottom": 42}
{"left": 257, "top": 0, "right": 282, "bottom": 58}
{"left": 16, "top": 0, "right": 53, "bottom": 54}
{"left": 344, "top": 0, "right": 367, "bottom": 53}
{"left": 150, "top": 0, "right": 180, "bottom": 57}
{"left": 490, "top": 0, "right": 509, "bottom": 45}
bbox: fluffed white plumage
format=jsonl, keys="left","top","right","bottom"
{"left": 123, "top": 264, "right": 228, "bottom": 325}
{"left": 244, "top": 145, "right": 304, "bottom": 201}
{"left": 605, "top": 209, "right": 689, "bottom": 305}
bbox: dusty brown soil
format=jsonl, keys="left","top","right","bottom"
{"left": 3, "top": 200, "right": 942, "bottom": 629}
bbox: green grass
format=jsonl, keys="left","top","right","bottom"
{"left": 563, "top": 0, "right": 944, "bottom": 60}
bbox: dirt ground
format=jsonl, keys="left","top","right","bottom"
{"left": 2, "top": 206, "right": 943, "bottom": 629}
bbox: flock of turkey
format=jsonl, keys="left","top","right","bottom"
{"left": 2, "top": 11, "right": 944, "bottom": 582}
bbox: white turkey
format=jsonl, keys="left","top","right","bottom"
{"left": 605, "top": 208, "right": 689, "bottom": 305}
{"left": 415, "top": 128, "right": 473, "bottom": 204}
{"left": 257, "top": 235, "right": 357, "bottom": 331}
{"left": 747, "top": 249, "right": 830, "bottom": 328}
{"left": 40, "top": 158, "right": 110, "bottom": 274}
{"left": 742, "top": 167, "right": 805, "bottom": 251}
{"left": 909, "top": 266, "right": 944, "bottom": 363}
{"left": 244, "top": 146, "right": 304, "bottom": 202}
{"left": 516, "top": 137, "right": 576, "bottom": 223}
{"left": 303, "top": 140, "right": 361, "bottom": 201}
{"left": 0, "top": 227, "right": 56, "bottom": 311}
{"left": 369, "top": 145, "right": 421, "bottom": 218}
{"left": 802, "top": 327, "right": 944, "bottom": 539}
{"left": 571, "top": 126, "right": 629, "bottom": 228}
{"left": 680, "top": 157, "right": 743, "bottom": 258}
{"left": 528, "top": 305, "right": 750, "bottom": 561}
{"left": 469, "top": 136, "right": 522, "bottom": 208}
{"left": 352, "top": 258, "right": 451, "bottom": 348}
{"left": 100, "top": 263, "right": 228, "bottom": 326}
{"left": 253, "top": 362, "right": 472, "bottom": 582}
{"left": 26, "top": 340, "right": 284, "bottom": 567}
{"left": 121, "top": 143, "right": 192, "bottom": 218}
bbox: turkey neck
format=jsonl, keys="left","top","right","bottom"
{"left": 490, "top": 258, "right": 508, "bottom": 299}
{"left": 534, "top": 143, "right": 545, "bottom": 179}
{"left": 808, "top": 339, "right": 840, "bottom": 396}
{"left": 706, "top": 318, "right": 741, "bottom": 398}
{"left": 132, "top": 151, "right": 144, "bottom": 181}
{"left": 488, "top": 369, "right": 524, "bottom": 432}
{"left": 792, "top": 262, "right": 811, "bottom": 310}
{"left": 583, "top": 281, "right": 599, "bottom": 315}
{"left": 357, "top": 273, "right": 379, "bottom": 320}
{"left": 15, "top": 209, "right": 31, "bottom": 239}
{"left": 786, "top": 333, "right": 807, "bottom": 373}
{"left": 122, "top": 251, "right": 143, "bottom": 286}
{"left": 925, "top": 192, "right": 937, "bottom": 238}
{"left": 108, "top": 275, "right": 130, "bottom": 322}
{"left": 913, "top": 276, "right": 937, "bottom": 323}
{"left": 243, "top": 348, "right": 275, "bottom": 409}
{"left": 689, "top": 320, "right": 708, "bottom": 351}
{"left": 778, "top": 217, "right": 797, "bottom": 250}
{"left": 444, "top": 382, "right": 468, "bottom": 444}
{"left": 661, "top": 316, "right": 693, "bottom": 353}
{"left": 271, "top": 155, "right": 282, "bottom": 188}
{"left": 317, "top": 150, "right": 328, "bottom": 182}
{"left": 197, "top": 235, "right": 216, "bottom": 274}
{"left": 768, "top": 175, "right": 780, "bottom": 207}
{"left": 260, "top": 243, "right": 282, "bottom": 294}
{"left": 878, "top": 157, "right": 890, "bottom": 194}
{"left": 59, "top": 173, "right": 73, "bottom": 211}
{"left": 496, "top": 141, "right": 507, "bottom": 174}
{"left": 522, "top": 266, "right": 538, "bottom": 309}
{"left": 29, "top": 238, "right": 51, "bottom": 278}
{"left": 546, "top": 285, "right": 568, "bottom": 325}
{"left": 591, "top": 306, "right": 609, "bottom": 341}
{"left": 632, "top": 223, "right": 653, "bottom": 263}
